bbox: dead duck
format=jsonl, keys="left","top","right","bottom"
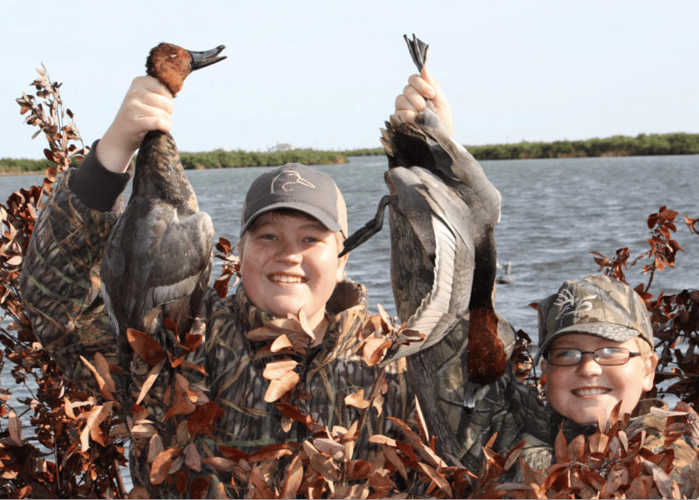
{"left": 342, "top": 35, "right": 514, "bottom": 462}
{"left": 343, "top": 34, "right": 511, "bottom": 372}
{"left": 101, "top": 43, "right": 225, "bottom": 371}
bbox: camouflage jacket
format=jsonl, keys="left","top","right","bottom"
{"left": 19, "top": 155, "right": 413, "bottom": 497}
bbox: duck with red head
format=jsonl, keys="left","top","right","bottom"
{"left": 101, "top": 43, "right": 226, "bottom": 374}
{"left": 146, "top": 43, "right": 226, "bottom": 96}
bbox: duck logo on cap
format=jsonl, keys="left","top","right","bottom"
{"left": 271, "top": 170, "right": 315, "bottom": 193}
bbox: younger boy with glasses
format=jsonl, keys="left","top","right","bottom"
{"left": 456, "top": 274, "right": 697, "bottom": 483}
{"left": 536, "top": 274, "right": 657, "bottom": 428}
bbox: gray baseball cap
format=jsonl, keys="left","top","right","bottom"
{"left": 536, "top": 275, "right": 654, "bottom": 362}
{"left": 240, "top": 163, "right": 348, "bottom": 238}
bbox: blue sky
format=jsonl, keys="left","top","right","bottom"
{"left": 2, "top": 0, "right": 697, "bottom": 159}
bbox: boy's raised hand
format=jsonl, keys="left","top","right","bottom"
{"left": 394, "top": 67, "right": 454, "bottom": 137}
{"left": 97, "top": 76, "right": 175, "bottom": 174}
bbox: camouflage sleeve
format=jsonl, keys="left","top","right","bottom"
{"left": 19, "top": 170, "right": 123, "bottom": 390}
{"left": 460, "top": 365, "right": 553, "bottom": 471}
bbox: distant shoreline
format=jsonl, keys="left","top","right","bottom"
{"left": 2, "top": 132, "right": 698, "bottom": 175}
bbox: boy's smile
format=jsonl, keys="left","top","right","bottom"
{"left": 542, "top": 333, "right": 657, "bottom": 426}
{"left": 238, "top": 211, "right": 346, "bottom": 338}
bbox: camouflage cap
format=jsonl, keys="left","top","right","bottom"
{"left": 240, "top": 163, "right": 348, "bottom": 238}
{"left": 536, "top": 275, "right": 653, "bottom": 363}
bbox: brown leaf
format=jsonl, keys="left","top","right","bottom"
{"left": 644, "top": 458, "right": 678, "bottom": 498}
{"left": 270, "top": 333, "right": 294, "bottom": 353}
{"left": 127, "top": 328, "right": 166, "bottom": 366}
{"left": 248, "top": 442, "right": 294, "bottom": 463}
{"left": 175, "top": 373, "right": 200, "bottom": 403}
{"left": 362, "top": 336, "right": 391, "bottom": 366}
{"left": 80, "top": 402, "right": 113, "bottom": 451}
{"left": 189, "top": 477, "right": 210, "bottom": 499}
{"left": 414, "top": 395, "right": 430, "bottom": 443}
{"left": 264, "top": 369, "right": 300, "bottom": 403}
{"left": 418, "top": 462, "right": 453, "bottom": 497}
{"left": 279, "top": 454, "right": 303, "bottom": 498}
{"left": 249, "top": 464, "right": 276, "bottom": 498}
{"left": 187, "top": 401, "right": 224, "bottom": 438}
{"left": 313, "top": 437, "right": 345, "bottom": 458}
{"left": 262, "top": 358, "right": 299, "bottom": 380}
{"left": 79, "top": 354, "right": 115, "bottom": 401}
{"left": 348, "top": 459, "right": 373, "bottom": 481}
{"left": 344, "top": 389, "right": 371, "bottom": 409}
{"left": 567, "top": 433, "right": 585, "bottom": 462}
{"left": 275, "top": 402, "right": 325, "bottom": 434}
{"left": 369, "top": 434, "right": 397, "bottom": 447}
{"left": 503, "top": 440, "right": 525, "bottom": 472}
{"left": 588, "top": 430, "right": 609, "bottom": 455}
{"left": 215, "top": 237, "right": 232, "bottom": 253}
{"left": 150, "top": 447, "right": 182, "bottom": 485}
{"left": 148, "top": 433, "right": 164, "bottom": 464}
{"left": 218, "top": 444, "right": 248, "bottom": 462}
{"left": 382, "top": 444, "right": 409, "bottom": 481}
{"left": 135, "top": 358, "right": 166, "bottom": 405}
{"left": 201, "top": 456, "right": 240, "bottom": 473}
{"left": 184, "top": 442, "right": 202, "bottom": 472}
{"left": 554, "top": 427, "right": 568, "bottom": 463}
{"left": 164, "top": 400, "right": 196, "bottom": 422}
{"left": 8, "top": 410, "right": 22, "bottom": 446}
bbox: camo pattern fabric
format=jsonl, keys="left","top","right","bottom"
{"left": 459, "top": 364, "right": 554, "bottom": 481}
{"left": 19, "top": 173, "right": 121, "bottom": 394}
{"left": 200, "top": 282, "right": 412, "bottom": 454}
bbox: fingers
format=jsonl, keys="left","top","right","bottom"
{"left": 395, "top": 73, "right": 435, "bottom": 117}
{"left": 97, "top": 76, "right": 175, "bottom": 173}
{"left": 121, "top": 76, "right": 174, "bottom": 134}
{"left": 394, "top": 68, "right": 455, "bottom": 137}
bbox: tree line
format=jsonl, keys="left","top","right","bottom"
{"left": 2, "top": 132, "right": 698, "bottom": 174}
{"left": 345, "top": 132, "right": 699, "bottom": 160}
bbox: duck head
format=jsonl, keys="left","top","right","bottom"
{"left": 146, "top": 43, "right": 227, "bottom": 96}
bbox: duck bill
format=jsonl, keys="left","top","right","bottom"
{"left": 189, "top": 45, "right": 227, "bottom": 71}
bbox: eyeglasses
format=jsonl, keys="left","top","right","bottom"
{"left": 545, "top": 347, "right": 641, "bottom": 366}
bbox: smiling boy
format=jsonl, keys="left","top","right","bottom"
{"left": 454, "top": 274, "right": 698, "bottom": 483}
{"left": 537, "top": 275, "right": 658, "bottom": 428}
{"left": 236, "top": 164, "right": 349, "bottom": 341}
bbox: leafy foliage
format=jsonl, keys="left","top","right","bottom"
{"left": 1, "top": 68, "right": 127, "bottom": 498}
{"left": 1, "top": 66, "right": 699, "bottom": 499}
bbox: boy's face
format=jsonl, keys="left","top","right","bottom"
{"left": 238, "top": 211, "right": 347, "bottom": 334}
{"left": 542, "top": 333, "right": 657, "bottom": 426}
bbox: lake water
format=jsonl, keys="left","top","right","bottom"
{"left": 184, "top": 153, "right": 699, "bottom": 338}
{"left": 1, "top": 153, "right": 698, "bottom": 488}
{"left": 2, "top": 154, "right": 698, "bottom": 339}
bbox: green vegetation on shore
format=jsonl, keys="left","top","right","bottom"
{"left": 2, "top": 132, "right": 698, "bottom": 174}
{"left": 344, "top": 132, "right": 699, "bottom": 161}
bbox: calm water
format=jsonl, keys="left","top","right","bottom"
{"left": 1, "top": 153, "right": 698, "bottom": 487}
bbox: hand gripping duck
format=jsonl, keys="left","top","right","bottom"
{"left": 101, "top": 43, "right": 225, "bottom": 373}
{"left": 342, "top": 35, "right": 514, "bottom": 462}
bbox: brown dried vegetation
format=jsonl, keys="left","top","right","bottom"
{"left": 1, "top": 69, "right": 698, "bottom": 498}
